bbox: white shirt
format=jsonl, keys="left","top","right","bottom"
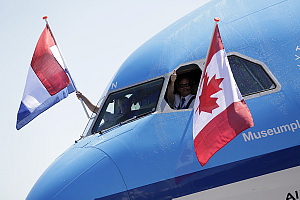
{"left": 173, "top": 94, "right": 195, "bottom": 109}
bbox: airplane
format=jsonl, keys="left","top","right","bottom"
{"left": 26, "top": 0, "right": 300, "bottom": 199}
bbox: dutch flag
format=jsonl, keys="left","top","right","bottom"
{"left": 16, "top": 25, "right": 75, "bottom": 130}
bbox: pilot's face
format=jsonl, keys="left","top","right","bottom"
{"left": 118, "top": 98, "right": 130, "bottom": 113}
{"left": 178, "top": 78, "right": 191, "bottom": 97}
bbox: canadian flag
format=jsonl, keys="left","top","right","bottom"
{"left": 193, "top": 23, "right": 254, "bottom": 166}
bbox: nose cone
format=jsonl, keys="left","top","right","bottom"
{"left": 27, "top": 147, "right": 129, "bottom": 199}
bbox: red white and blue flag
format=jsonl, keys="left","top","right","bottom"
{"left": 193, "top": 23, "right": 254, "bottom": 166}
{"left": 16, "top": 25, "right": 75, "bottom": 130}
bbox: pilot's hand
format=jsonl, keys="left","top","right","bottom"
{"left": 170, "top": 70, "right": 177, "bottom": 82}
{"left": 76, "top": 91, "right": 83, "bottom": 100}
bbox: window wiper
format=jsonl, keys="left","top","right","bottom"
{"left": 120, "top": 115, "right": 137, "bottom": 125}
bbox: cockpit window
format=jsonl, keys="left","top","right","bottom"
{"left": 165, "top": 64, "right": 201, "bottom": 110}
{"left": 228, "top": 55, "right": 276, "bottom": 96}
{"left": 93, "top": 78, "right": 164, "bottom": 133}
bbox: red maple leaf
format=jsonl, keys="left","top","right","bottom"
{"left": 197, "top": 73, "right": 224, "bottom": 114}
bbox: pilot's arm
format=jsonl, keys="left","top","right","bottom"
{"left": 76, "top": 91, "right": 99, "bottom": 113}
{"left": 167, "top": 70, "right": 177, "bottom": 107}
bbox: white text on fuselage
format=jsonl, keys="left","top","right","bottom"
{"left": 296, "top": 46, "right": 300, "bottom": 68}
{"left": 242, "top": 120, "right": 300, "bottom": 142}
{"left": 111, "top": 82, "right": 118, "bottom": 89}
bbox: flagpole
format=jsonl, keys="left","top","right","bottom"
{"left": 42, "top": 16, "right": 92, "bottom": 119}
{"left": 195, "top": 17, "right": 221, "bottom": 114}
{"left": 201, "top": 17, "right": 220, "bottom": 83}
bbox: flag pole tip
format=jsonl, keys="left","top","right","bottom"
{"left": 214, "top": 17, "right": 220, "bottom": 22}
{"left": 43, "top": 16, "right": 48, "bottom": 20}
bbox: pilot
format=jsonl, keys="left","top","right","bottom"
{"left": 167, "top": 70, "right": 195, "bottom": 109}
{"left": 115, "top": 97, "right": 131, "bottom": 115}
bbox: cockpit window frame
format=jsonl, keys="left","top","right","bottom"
{"left": 84, "top": 77, "right": 165, "bottom": 136}
{"left": 227, "top": 52, "right": 281, "bottom": 99}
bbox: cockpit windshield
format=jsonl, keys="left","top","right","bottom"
{"left": 92, "top": 78, "right": 164, "bottom": 133}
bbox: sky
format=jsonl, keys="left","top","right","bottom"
{"left": 0, "top": 0, "right": 210, "bottom": 199}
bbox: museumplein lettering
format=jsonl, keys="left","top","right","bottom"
{"left": 242, "top": 120, "right": 300, "bottom": 142}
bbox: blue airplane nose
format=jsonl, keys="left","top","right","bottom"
{"left": 26, "top": 146, "right": 130, "bottom": 199}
